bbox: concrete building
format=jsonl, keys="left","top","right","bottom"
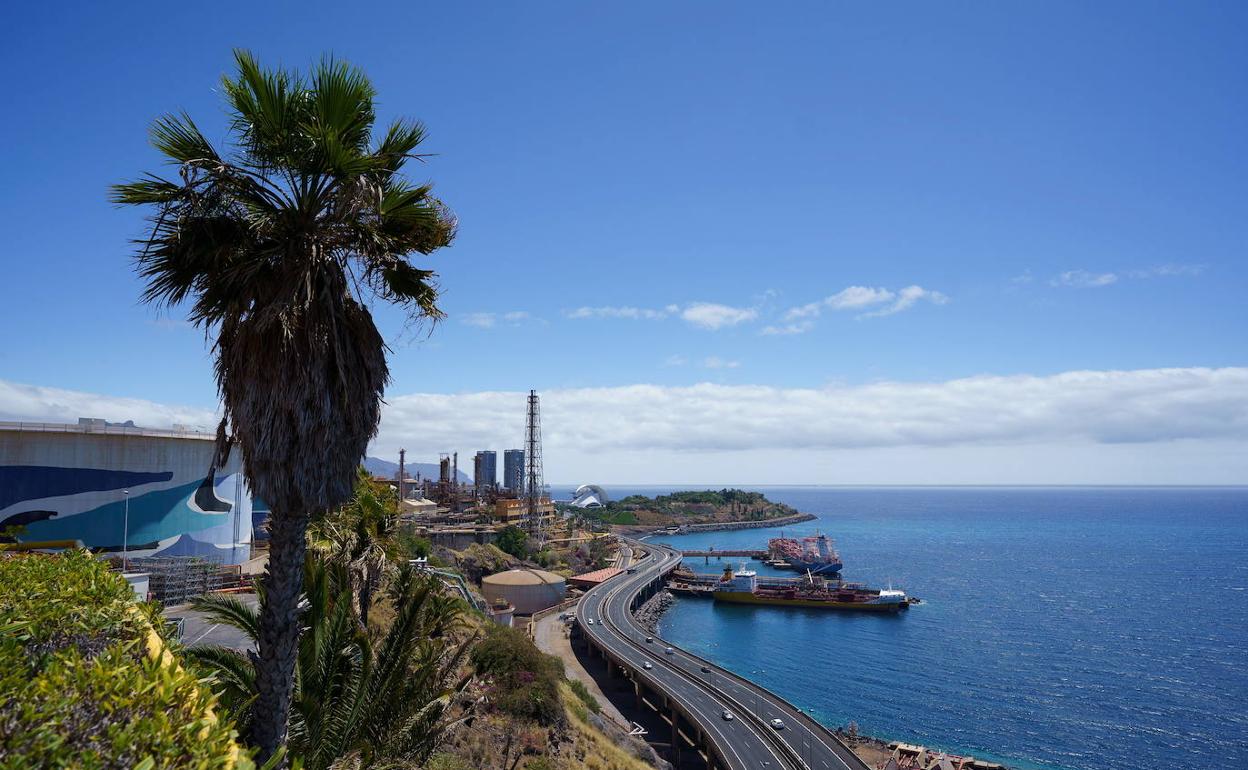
{"left": 503, "top": 449, "right": 524, "bottom": 493}
{"left": 0, "top": 419, "right": 253, "bottom": 564}
{"left": 493, "top": 496, "right": 557, "bottom": 527}
{"left": 473, "top": 450, "right": 497, "bottom": 490}
{"left": 481, "top": 568, "right": 566, "bottom": 614}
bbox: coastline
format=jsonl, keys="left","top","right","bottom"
{"left": 613, "top": 510, "right": 817, "bottom": 535}
{"left": 635, "top": 579, "right": 1016, "bottom": 770}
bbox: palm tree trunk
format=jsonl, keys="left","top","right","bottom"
{"left": 359, "top": 568, "right": 374, "bottom": 630}
{"left": 249, "top": 509, "right": 309, "bottom": 762}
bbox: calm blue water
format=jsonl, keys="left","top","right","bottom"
{"left": 550, "top": 486, "right": 1248, "bottom": 770}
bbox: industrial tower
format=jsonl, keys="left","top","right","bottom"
{"left": 524, "top": 389, "right": 545, "bottom": 539}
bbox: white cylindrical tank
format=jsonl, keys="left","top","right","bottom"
{"left": 481, "top": 568, "right": 566, "bottom": 614}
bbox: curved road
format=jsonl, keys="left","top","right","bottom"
{"left": 577, "top": 539, "right": 868, "bottom": 770}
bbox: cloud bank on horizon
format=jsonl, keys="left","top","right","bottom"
{"left": 3, "top": 367, "right": 1245, "bottom": 484}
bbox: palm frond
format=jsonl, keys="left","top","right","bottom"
{"left": 189, "top": 592, "right": 262, "bottom": 641}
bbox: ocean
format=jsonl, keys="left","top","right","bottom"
{"left": 549, "top": 486, "right": 1248, "bottom": 770}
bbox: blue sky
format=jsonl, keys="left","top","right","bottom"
{"left": 1, "top": 2, "right": 1245, "bottom": 483}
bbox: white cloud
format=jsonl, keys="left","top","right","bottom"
{"left": 1126, "top": 264, "right": 1206, "bottom": 279}
{"left": 6, "top": 367, "right": 1244, "bottom": 483}
{"left": 859, "top": 285, "right": 949, "bottom": 318}
{"left": 783, "top": 285, "right": 947, "bottom": 323}
{"left": 461, "top": 312, "right": 497, "bottom": 328}
{"left": 461, "top": 311, "right": 540, "bottom": 328}
{"left": 680, "top": 302, "right": 759, "bottom": 330}
{"left": 826, "top": 286, "right": 896, "bottom": 311}
{"left": 1051, "top": 270, "right": 1118, "bottom": 288}
{"left": 760, "top": 321, "right": 815, "bottom": 336}
{"left": 0, "top": 381, "right": 218, "bottom": 431}
{"left": 565, "top": 306, "right": 673, "bottom": 320}
{"left": 663, "top": 355, "right": 687, "bottom": 367}
{"left": 701, "top": 356, "right": 741, "bottom": 369}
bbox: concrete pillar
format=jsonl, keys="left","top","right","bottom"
{"left": 670, "top": 707, "right": 681, "bottom": 768}
{"left": 607, "top": 659, "right": 616, "bottom": 678}
{"left": 634, "top": 680, "right": 642, "bottom": 710}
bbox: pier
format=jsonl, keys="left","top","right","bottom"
{"left": 679, "top": 548, "right": 768, "bottom": 562}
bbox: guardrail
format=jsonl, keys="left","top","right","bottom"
{"left": 0, "top": 421, "right": 217, "bottom": 440}
{"left": 595, "top": 551, "right": 811, "bottom": 770}
{"left": 610, "top": 541, "right": 869, "bottom": 770}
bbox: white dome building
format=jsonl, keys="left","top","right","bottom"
{"left": 571, "top": 484, "right": 609, "bottom": 509}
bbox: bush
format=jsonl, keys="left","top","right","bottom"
{"left": 470, "top": 625, "right": 564, "bottom": 725}
{"left": 566, "top": 678, "right": 600, "bottom": 714}
{"left": 0, "top": 550, "right": 249, "bottom": 769}
{"left": 495, "top": 526, "right": 529, "bottom": 559}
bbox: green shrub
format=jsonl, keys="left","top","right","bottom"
{"left": 0, "top": 551, "right": 249, "bottom": 769}
{"left": 566, "top": 678, "right": 600, "bottom": 714}
{"left": 469, "top": 625, "right": 564, "bottom": 725}
{"left": 425, "top": 752, "right": 474, "bottom": 770}
{"left": 495, "top": 526, "right": 529, "bottom": 559}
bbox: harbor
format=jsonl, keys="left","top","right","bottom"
{"left": 668, "top": 533, "right": 917, "bottom": 611}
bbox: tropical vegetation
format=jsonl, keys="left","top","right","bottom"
{"left": 114, "top": 50, "right": 456, "bottom": 760}
{"left": 186, "top": 555, "right": 473, "bottom": 770}
{"left": 0, "top": 550, "right": 251, "bottom": 769}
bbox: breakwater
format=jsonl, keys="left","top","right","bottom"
{"left": 632, "top": 589, "right": 675, "bottom": 633}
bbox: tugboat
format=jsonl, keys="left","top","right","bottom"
{"left": 712, "top": 564, "right": 909, "bottom": 612}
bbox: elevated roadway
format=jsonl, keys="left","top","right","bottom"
{"left": 577, "top": 539, "right": 868, "bottom": 770}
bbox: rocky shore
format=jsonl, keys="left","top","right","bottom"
{"left": 632, "top": 590, "right": 675, "bottom": 633}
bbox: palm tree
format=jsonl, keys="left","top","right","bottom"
{"left": 310, "top": 469, "right": 400, "bottom": 628}
{"left": 113, "top": 51, "right": 455, "bottom": 760}
{"left": 187, "top": 556, "right": 474, "bottom": 770}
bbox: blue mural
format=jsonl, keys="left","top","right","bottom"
{"left": 0, "top": 466, "right": 172, "bottom": 509}
{"left": 0, "top": 458, "right": 252, "bottom": 565}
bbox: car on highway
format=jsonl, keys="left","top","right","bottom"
{"left": 721, "top": 710, "right": 734, "bottom": 721}
{"left": 645, "top": 637, "right": 653, "bottom": 643}
{"left": 586, "top": 618, "right": 594, "bottom": 625}
{"left": 770, "top": 718, "right": 785, "bottom": 730}
{"left": 700, "top": 665, "right": 711, "bottom": 673}
{"left": 664, "top": 647, "right": 675, "bottom": 655}
{"left": 642, "top": 661, "right": 653, "bottom": 670}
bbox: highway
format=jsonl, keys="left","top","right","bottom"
{"left": 577, "top": 539, "right": 869, "bottom": 770}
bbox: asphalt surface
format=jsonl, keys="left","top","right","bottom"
{"left": 578, "top": 540, "right": 868, "bottom": 770}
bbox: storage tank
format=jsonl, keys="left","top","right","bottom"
{"left": 481, "top": 568, "right": 566, "bottom": 614}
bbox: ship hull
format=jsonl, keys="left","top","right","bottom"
{"left": 713, "top": 590, "right": 906, "bottom": 612}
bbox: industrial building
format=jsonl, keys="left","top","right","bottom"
{"left": 0, "top": 419, "right": 253, "bottom": 565}
{"left": 493, "top": 496, "right": 557, "bottom": 527}
{"left": 503, "top": 449, "right": 524, "bottom": 492}
{"left": 481, "top": 567, "right": 566, "bottom": 614}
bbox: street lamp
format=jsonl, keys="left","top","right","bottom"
{"left": 122, "top": 490, "right": 129, "bottom": 571}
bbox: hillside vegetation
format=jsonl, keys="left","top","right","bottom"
{"left": 590, "top": 489, "right": 801, "bottom": 528}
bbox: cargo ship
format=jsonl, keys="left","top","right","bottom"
{"left": 768, "top": 533, "right": 843, "bottom": 575}
{"left": 712, "top": 564, "right": 909, "bottom": 612}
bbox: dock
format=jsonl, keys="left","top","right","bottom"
{"left": 679, "top": 548, "right": 768, "bottom": 562}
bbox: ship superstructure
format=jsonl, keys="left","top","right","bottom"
{"left": 768, "top": 533, "right": 843, "bottom": 575}
{"left": 712, "top": 563, "right": 908, "bottom": 612}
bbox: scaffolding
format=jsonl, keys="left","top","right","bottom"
{"left": 128, "top": 555, "right": 243, "bottom": 606}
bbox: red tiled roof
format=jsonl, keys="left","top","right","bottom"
{"left": 568, "top": 567, "right": 623, "bottom": 586}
